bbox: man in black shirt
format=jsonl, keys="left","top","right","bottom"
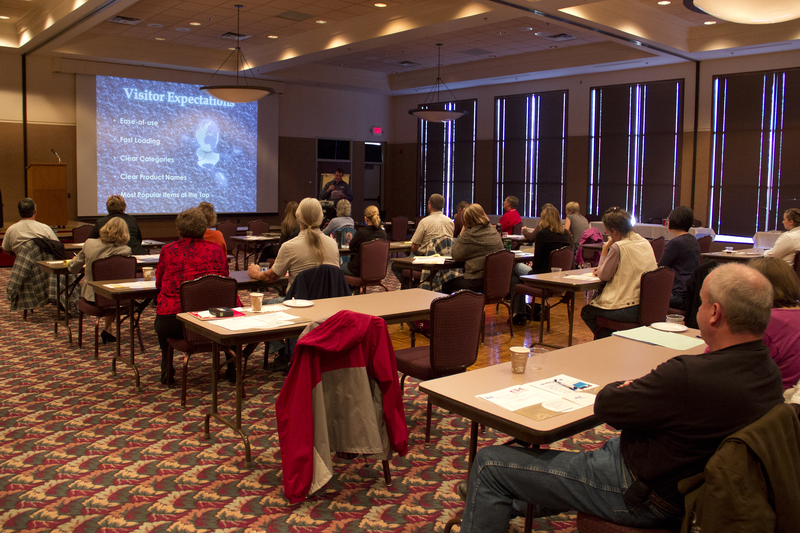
{"left": 459, "top": 263, "right": 783, "bottom": 532}
{"left": 319, "top": 168, "right": 353, "bottom": 206}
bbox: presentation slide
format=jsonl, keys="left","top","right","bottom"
{"left": 77, "top": 74, "right": 278, "bottom": 217}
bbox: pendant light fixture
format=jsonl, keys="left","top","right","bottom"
{"left": 200, "top": 5, "right": 274, "bottom": 103}
{"left": 409, "top": 43, "right": 467, "bottom": 123}
{"left": 684, "top": 0, "right": 800, "bottom": 24}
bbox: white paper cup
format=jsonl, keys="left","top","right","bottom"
{"left": 666, "top": 314, "right": 684, "bottom": 325}
{"left": 250, "top": 292, "right": 264, "bottom": 311}
{"left": 725, "top": 246, "right": 733, "bottom": 253}
{"left": 141, "top": 267, "right": 153, "bottom": 281}
{"left": 246, "top": 230, "right": 253, "bottom": 237}
{"left": 530, "top": 346, "right": 549, "bottom": 370}
{"left": 510, "top": 346, "right": 529, "bottom": 374}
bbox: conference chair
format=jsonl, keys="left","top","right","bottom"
{"left": 390, "top": 216, "right": 409, "bottom": 242}
{"left": 343, "top": 239, "right": 390, "bottom": 294}
{"left": 480, "top": 249, "right": 515, "bottom": 342}
{"left": 649, "top": 236, "right": 666, "bottom": 262}
{"left": 6, "top": 239, "right": 59, "bottom": 318}
{"left": 511, "top": 246, "right": 575, "bottom": 335}
{"left": 215, "top": 221, "right": 238, "bottom": 269}
{"left": 697, "top": 234, "right": 712, "bottom": 254}
{"left": 71, "top": 224, "right": 93, "bottom": 244}
{"left": 510, "top": 222, "right": 524, "bottom": 249}
{"left": 594, "top": 267, "right": 674, "bottom": 338}
{"left": 794, "top": 251, "right": 800, "bottom": 280}
{"left": 395, "top": 290, "right": 484, "bottom": 444}
{"left": 77, "top": 255, "right": 142, "bottom": 360}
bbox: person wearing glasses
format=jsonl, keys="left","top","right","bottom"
{"left": 581, "top": 207, "right": 657, "bottom": 338}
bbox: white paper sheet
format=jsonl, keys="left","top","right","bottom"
{"left": 104, "top": 280, "right": 156, "bottom": 289}
{"left": 476, "top": 374, "right": 598, "bottom": 413}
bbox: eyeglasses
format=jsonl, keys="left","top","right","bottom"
{"left": 605, "top": 206, "right": 622, "bottom": 214}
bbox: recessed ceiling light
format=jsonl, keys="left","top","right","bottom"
{"left": 497, "top": 30, "right": 506, "bottom": 35}
{"left": 316, "top": 19, "right": 327, "bottom": 24}
{"left": 549, "top": 45, "right": 558, "bottom": 49}
{"left": 175, "top": 27, "right": 191, "bottom": 32}
{"left": 518, "top": 27, "right": 533, "bottom": 32}
{"left": 704, "top": 20, "right": 716, "bottom": 24}
{"left": 189, "top": 22, "right": 201, "bottom": 26}
{"left": 374, "top": 2, "right": 387, "bottom": 7}
{"left": 155, "top": 37, "right": 165, "bottom": 40}
{"left": 0, "top": 16, "right": 9, "bottom": 20}
{"left": 268, "top": 34, "right": 278, "bottom": 39}
{"left": 228, "top": 47, "right": 236, "bottom": 50}
{"left": 657, "top": 1, "right": 671, "bottom": 5}
{"left": 148, "top": 23, "right": 163, "bottom": 28}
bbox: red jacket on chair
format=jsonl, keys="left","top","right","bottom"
{"left": 277, "top": 310, "right": 409, "bottom": 503}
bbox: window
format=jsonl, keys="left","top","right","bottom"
{"left": 588, "top": 80, "right": 683, "bottom": 223}
{"left": 709, "top": 68, "right": 800, "bottom": 236}
{"left": 417, "top": 100, "right": 477, "bottom": 216}
{"left": 494, "top": 90, "right": 568, "bottom": 216}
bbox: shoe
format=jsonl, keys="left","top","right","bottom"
{"left": 101, "top": 330, "right": 116, "bottom": 344}
{"left": 160, "top": 366, "right": 176, "bottom": 386}
{"left": 456, "top": 480, "right": 468, "bottom": 502}
{"left": 225, "top": 362, "right": 237, "bottom": 384}
{"left": 269, "top": 352, "right": 290, "bottom": 373}
{"left": 512, "top": 314, "right": 527, "bottom": 326}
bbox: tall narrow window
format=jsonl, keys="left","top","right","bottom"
{"left": 709, "top": 68, "right": 800, "bottom": 236}
{"left": 417, "top": 100, "right": 477, "bottom": 216}
{"left": 588, "top": 80, "right": 683, "bottom": 223}
{"left": 494, "top": 90, "right": 568, "bottom": 216}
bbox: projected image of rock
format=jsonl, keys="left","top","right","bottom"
{"left": 95, "top": 76, "right": 258, "bottom": 215}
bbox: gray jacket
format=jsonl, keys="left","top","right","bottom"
{"left": 451, "top": 223, "right": 504, "bottom": 279}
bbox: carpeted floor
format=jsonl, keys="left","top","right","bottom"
{"left": 0, "top": 266, "right": 616, "bottom": 532}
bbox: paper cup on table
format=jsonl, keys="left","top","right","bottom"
{"left": 551, "top": 267, "right": 562, "bottom": 278}
{"left": 141, "top": 267, "right": 153, "bottom": 281}
{"left": 250, "top": 292, "right": 264, "bottom": 311}
{"left": 530, "top": 346, "right": 549, "bottom": 371}
{"left": 246, "top": 230, "right": 253, "bottom": 237}
{"left": 510, "top": 346, "right": 529, "bottom": 374}
{"left": 666, "top": 314, "right": 684, "bottom": 325}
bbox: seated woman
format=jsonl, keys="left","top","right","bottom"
{"left": 564, "top": 201, "right": 589, "bottom": 249}
{"left": 198, "top": 201, "right": 226, "bottom": 255}
{"left": 764, "top": 208, "right": 800, "bottom": 267}
{"left": 510, "top": 205, "right": 571, "bottom": 324}
{"left": 323, "top": 199, "right": 355, "bottom": 237}
{"left": 155, "top": 207, "right": 231, "bottom": 385}
{"left": 748, "top": 257, "right": 800, "bottom": 392}
{"left": 442, "top": 203, "right": 504, "bottom": 294}
{"left": 518, "top": 202, "right": 555, "bottom": 244}
{"left": 68, "top": 217, "right": 132, "bottom": 343}
{"left": 658, "top": 206, "right": 701, "bottom": 309}
{"left": 342, "top": 205, "right": 387, "bottom": 277}
{"left": 580, "top": 207, "right": 657, "bottom": 338}
{"left": 259, "top": 201, "right": 300, "bottom": 263}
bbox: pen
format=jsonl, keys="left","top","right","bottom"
{"left": 553, "top": 379, "right": 577, "bottom": 391}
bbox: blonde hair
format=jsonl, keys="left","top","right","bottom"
{"left": 106, "top": 195, "right": 127, "bottom": 214}
{"left": 336, "top": 199, "right": 352, "bottom": 217}
{"left": 539, "top": 205, "right": 564, "bottom": 233}
{"left": 566, "top": 201, "right": 580, "bottom": 214}
{"left": 197, "top": 201, "right": 217, "bottom": 227}
{"left": 296, "top": 198, "right": 326, "bottom": 265}
{"left": 365, "top": 205, "right": 381, "bottom": 228}
{"left": 463, "top": 203, "right": 490, "bottom": 229}
{"left": 99, "top": 217, "right": 129, "bottom": 246}
{"left": 281, "top": 201, "right": 299, "bottom": 237}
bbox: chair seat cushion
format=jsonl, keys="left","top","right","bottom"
{"left": 77, "top": 297, "right": 115, "bottom": 317}
{"left": 343, "top": 275, "right": 362, "bottom": 286}
{"left": 514, "top": 284, "right": 545, "bottom": 298}
{"left": 395, "top": 346, "right": 439, "bottom": 382}
{"left": 167, "top": 338, "right": 213, "bottom": 354}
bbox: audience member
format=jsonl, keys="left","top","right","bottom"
{"left": 323, "top": 199, "right": 355, "bottom": 237}
{"left": 342, "top": 205, "right": 387, "bottom": 277}
{"left": 259, "top": 201, "right": 300, "bottom": 263}
{"left": 1, "top": 198, "right": 58, "bottom": 255}
{"left": 499, "top": 196, "right": 522, "bottom": 235}
{"left": 764, "top": 207, "right": 800, "bottom": 266}
{"left": 460, "top": 263, "right": 783, "bottom": 532}
{"left": 519, "top": 202, "right": 554, "bottom": 244}
{"left": 510, "top": 205, "right": 571, "bottom": 324}
{"left": 442, "top": 204, "right": 504, "bottom": 294}
{"left": 564, "top": 201, "right": 589, "bottom": 249}
{"left": 391, "top": 194, "right": 453, "bottom": 285}
{"left": 453, "top": 200, "right": 469, "bottom": 237}
{"left": 658, "top": 206, "right": 701, "bottom": 308}
{"left": 197, "top": 201, "right": 226, "bottom": 255}
{"left": 581, "top": 207, "right": 657, "bottom": 338}
{"left": 749, "top": 257, "right": 800, "bottom": 391}
{"left": 88, "top": 195, "right": 146, "bottom": 255}
{"left": 68, "top": 218, "right": 132, "bottom": 343}
{"left": 154, "top": 208, "right": 230, "bottom": 385}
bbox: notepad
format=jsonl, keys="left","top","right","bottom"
{"left": 613, "top": 326, "right": 706, "bottom": 351}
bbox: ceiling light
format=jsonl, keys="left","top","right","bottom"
{"left": 268, "top": 34, "right": 278, "bottom": 39}
{"left": 175, "top": 27, "right": 191, "bottom": 32}
{"left": 0, "top": 16, "right": 9, "bottom": 20}
{"left": 408, "top": 43, "right": 468, "bottom": 123}
{"left": 316, "top": 19, "right": 327, "bottom": 24}
{"left": 190, "top": 22, "right": 201, "bottom": 26}
{"left": 658, "top": 1, "right": 671, "bottom": 5}
{"left": 155, "top": 37, "right": 165, "bottom": 41}
{"left": 199, "top": 5, "right": 274, "bottom": 103}
{"left": 704, "top": 20, "right": 716, "bottom": 24}
{"left": 497, "top": 30, "right": 506, "bottom": 35}
{"left": 374, "top": 2, "right": 387, "bottom": 7}
{"left": 684, "top": 0, "right": 800, "bottom": 23}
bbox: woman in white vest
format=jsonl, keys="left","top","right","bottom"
{"left": 581, "top": 207, "right": 657, "bottom": 338}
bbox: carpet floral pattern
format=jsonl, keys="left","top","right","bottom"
{"left": 0, "top": 267, "right": 617, "bottom": 532}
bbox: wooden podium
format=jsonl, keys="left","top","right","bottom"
{"left": 26, "top": 163, "right": 67, "bottom": 227}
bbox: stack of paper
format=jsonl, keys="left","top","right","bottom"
{"left": 613, "top": 326, "right": 706, "bottom": 350}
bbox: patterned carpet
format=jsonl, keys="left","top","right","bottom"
{"left": 0, "top": 266, "right": 617, "bottom": 532}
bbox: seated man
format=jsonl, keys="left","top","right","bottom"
{"left": 460, "top": 263, "right": 783, "bottom": 532}
{"left": 89, "top": 195, "right": 146, "bottom": 255}
{"left": 1, "top": 198, "right": 58, "bottom": 255}
{"left": 499, "top": 195, "right": 522, "bottom": 235}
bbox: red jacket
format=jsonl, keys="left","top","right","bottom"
{"left": 277, "top": 310, "right": 409, "bottom": 503}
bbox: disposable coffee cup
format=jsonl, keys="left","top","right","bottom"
{"left": 551, "top": 267, "right": 562, "bottom": 278}
{"left": 246, "top": 231, "right": 253, "bottom": 237}
{"left": 250, "top": 292, "right": 264, "bottom": 311}
{"left": 510, "top": 346, "right": 529, "bottom": 374}
{"left": 666, "top": 314, "right": 684, "bottom": 325}
{"left": 530, "top": 346, "right": 549, "bottom": 370}
{"left": 725, "top": 246, "right": 733, "bottom": 253}
{"left": 142, "top": 267, "right": 153, "bottom": 281}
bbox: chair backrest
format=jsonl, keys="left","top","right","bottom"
{"left": 638, "top": 266, "right": 675, "bottom": 326}
{"left": 248, "top": 219, "right": 270, "bottom": 235}
{"left": 650, "top": 236, "right": 666, "bottom": 261}
{"left": 180, "top": 274, "right": 238, "bottom": 344}
{"left": 697, "top": 235, "right": 713, "bottom": 254}
{"left": 482, "top": 249, "right": 515, "bottom": 302}
{"left": 794, "top": 251, "right": 800, "bottom": 280}
{"left": 693, "top": 218, "right": 703, "bottom": 227}
{"left": 72, "top": 224, "right": 93, "bottom": 244}
{"left": 648, "top": 217, "right": 664, "bottom": 225}
{"left": 429, "top": 290, "right": 485, "bottom": 373}
{"left": 511, "top": 222, "right": 523, "bottom": 235}
{"left": 216, "top": 221, "right": 237, "bottom": 251}
{"left": 358, "top": 239, "right": 390, "bottom": 282}
{"left": 549, "top": 246, "right": 575, "bottom": 271}
{"left": 285, "top": 264, "right": 351, "bottom": 300}
{"left": 91, "top": 255, "right": 137, "bottom": 308}
{"left": 391, "top": 216, "right": 408, "bottom": 242}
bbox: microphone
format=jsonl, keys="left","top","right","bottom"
{"left": 51, "top": 149, "right": 61, "bottom": 163}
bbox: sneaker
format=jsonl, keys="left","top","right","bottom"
{"left": 456, "top": 480, "right": 468, "bottom": 502}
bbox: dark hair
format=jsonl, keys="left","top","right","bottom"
{"left": 668, "top": 206, "right": 694, "bottom": 232}
{"left": 106, "top": 195, "right": 127, "bottom": 214}
{"left": 335, "top": 168, "right": 344, "bottom": 175}
{"left": 602, "top": 207, "right": 633, "bottom": 235}
{"left": 176, "top": 208, "right": 208, "bottom": 239}
{"left": 749, "top": 257, "right": 800, "bottom": 308}
{"left": 18, "top": 198, "right": 36, "bottom": 218}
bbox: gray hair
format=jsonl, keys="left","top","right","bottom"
{"left": 704, "top": 263, "right": 773, "bottom": 336}
{"left": 336, "top": 199, "right": 352, "bottom": 218}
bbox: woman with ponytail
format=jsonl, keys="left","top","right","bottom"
{"left": 343, "top": 205, "right": 388, "bottom": 277}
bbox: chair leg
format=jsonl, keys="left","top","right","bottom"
{"left": 425, "top": 399, "right": 433, "bottom": 444}
{"left": 480, "top": 309, "right": 486, "bottom": 344}
{"left": 94, "top": 323, "right": 100, "bottom": 360}
{"left": 23, "top": 309, "right": 28, "bottom": 321}
{"left": 400, "top": 373, "right": 408, "bottom": 392}
{"left": 381, "top": 460, "right": 392, "bottom": 485}
{"left": 180, "top": 350, "right": 192, "bottom": 407}
{"left": 78, "top": 311, "right": 84, "bottom": 348}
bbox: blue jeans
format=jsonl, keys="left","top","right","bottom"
{"left": 460, "top": 438, "right": 674, "bottom": 533}
{"left": 581, "top": 304, "right": 639, "bottom": 338}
